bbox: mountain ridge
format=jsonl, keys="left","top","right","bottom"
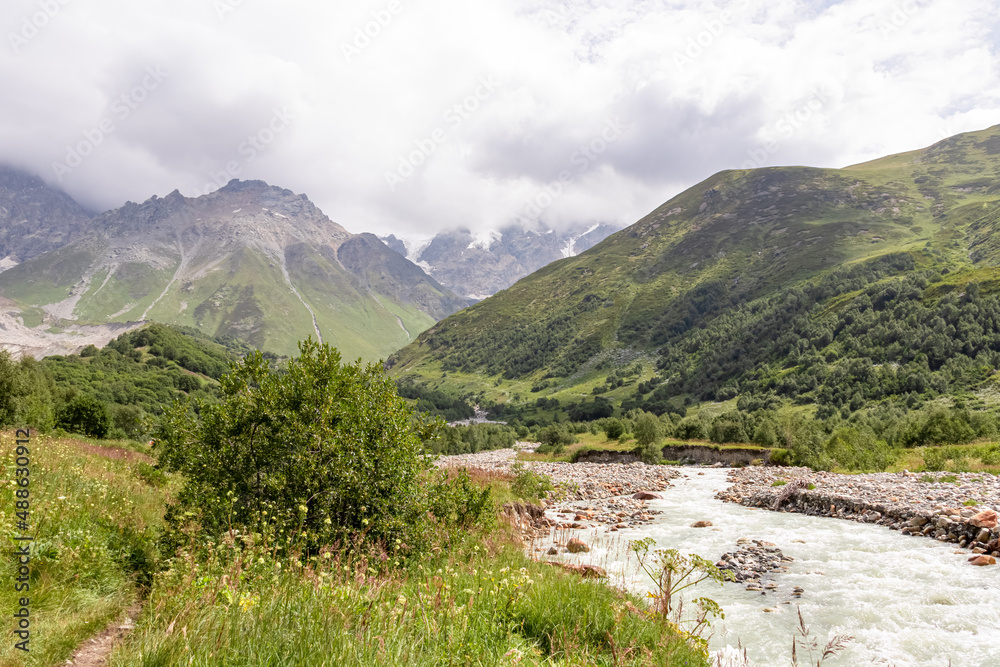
{"left": 388, "top": 124, "right": 1000, "bottom": 416}
{"left": 381, "top": 223, "right": 621, "bottom": 299}
{"left": 0, "top": 177, "right": 470, "bottom": 359}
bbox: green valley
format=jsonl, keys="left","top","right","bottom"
{"left": 388, "top": 126, "right": 1000, "bottom": 427}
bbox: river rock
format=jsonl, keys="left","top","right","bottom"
{"left": 546, "top": 562, "right": 607, "bottom": 578}
{"left": 968, "top": 555, "right": 997, "bottom": 566}
{"left": 970, "top": 510, "right": 998, "bottom": 530}
{"left": 633, "top": 492, "right": 663, "bottom": 500}
{"left": 691, "top": 520, "right": 713, "bottom": 528}
{"left": 567, "top": 538, "right": 591, "bottom": 553}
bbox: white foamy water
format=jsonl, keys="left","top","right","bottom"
{"left": 554, "top": 468, "right": 1000, "bottom": 667}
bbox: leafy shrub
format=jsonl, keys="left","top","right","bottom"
{"left": 604, "top": 418, "right": 625, "bottom": 440}
{"left": 825, "top": 427, "right": 896, "bottom": 472}
{"left": 57, "top": 393, "right": 111, "bottom": 438}
{"left": 427, "top": 470, "right": 494, "bottom": 530}
{"left": 510, "top": 463, "right": 554, "bottom": 502}
{"left": 136, "top": 462, "right": 167, "bottom": 488}
{"left": 639, "top": 441, "right": 663, "bottom": 465}
{"left": 538, "top": 424, "right": 576, "bottom": 450}
{"left": 634, "top": 412, "right": 662, "bottom": 448}
{"left": 675, "top": 416, "right": 707, "bottom": 440}
{"left": 155, "top": 339, "right": 434, "bottom": 557}
{"left": 769, "top": 448, "right": 792, "bottom": 466}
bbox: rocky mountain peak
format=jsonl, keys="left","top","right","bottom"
{"left": 0, "top": 165, "right": 93, "bottom": 265}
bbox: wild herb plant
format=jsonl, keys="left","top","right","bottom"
{"left": 628, "top": 537, "right": 734, "bottom": 653}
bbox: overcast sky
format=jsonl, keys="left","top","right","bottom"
{"left": 2, "top": 0, "right": 999, "bottom": 237}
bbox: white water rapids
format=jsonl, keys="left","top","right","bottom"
{"left": 552, "top": 468, "right": 1000, "bottom": 666}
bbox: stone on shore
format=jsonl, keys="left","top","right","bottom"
{"left": 970, "top": 510, "right": 998, "bottom": 530}
{"left": 546, "top": 562, "right": 607, "bottom": 578}
{"left": 633, "top": 492, "right": 663, "bottom": 500}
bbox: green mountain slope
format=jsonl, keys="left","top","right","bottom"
{"left": 389, "top": 125, "right": 1000, "bottom": 416}
{"left": 0, "top": 180, "right": 470, "bottom": 359}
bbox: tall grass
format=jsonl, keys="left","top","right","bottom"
{"left": 0, "top": 432, "right": 168, "bottom": 666}
{"left": 110, "top": 531, "right": 710, "bottom": 666}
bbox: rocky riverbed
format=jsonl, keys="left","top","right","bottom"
{"left": 436, "top": 447, "right": 681, "bottom": 501}
{"left": 718, "top": 466, "right": 1000, "bottom": 563}
{"left": 437, "top": 448, "right": 680, "bottom": 539}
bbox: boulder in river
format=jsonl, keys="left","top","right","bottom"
{"left": 633, "top": 492, "right": 663, "bottom": 500}
{"left": 691, "top": 520, "right": 713, "bottom": 528}
{"left": 567, "top": 538, "right": 591, "bottom": 553}
{"left": 968, "top": 555, "right": 997, "bottom": 566}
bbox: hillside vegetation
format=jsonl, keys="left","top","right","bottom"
{"left": 0, "top": 339, "right": 712, "bottom": 666}
{"left": 389, "top": 126, "right": 1000, "bottom": 428}
{"left": 0, "top": 323, "right": 246, "bottom": 440}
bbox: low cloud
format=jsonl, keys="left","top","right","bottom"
{"left": 0, "top": 0, "right": 997, "bottom": 236}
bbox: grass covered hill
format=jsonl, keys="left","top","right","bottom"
{"left": 388, "top": 125, "right": 1000, "bottom": 416}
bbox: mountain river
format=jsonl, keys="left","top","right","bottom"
{"left": 554, "top": 468, "right": 1000, "bottom": 666}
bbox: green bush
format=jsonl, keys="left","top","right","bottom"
{"left": 639, "top": 441, "right": 663, "bottom": 465}
{"left": 604, "top": 417, "right": 625, "bottom": 440}
{"left": 57, "top": 393, "right": 112, "bottom": 438}
{"left": 155, "top": 339, "right": 435, "bottom": 557}
{"left": 825, "top": 427, "right": 896, "bottom": 472}
{"left": 768, "top": 448, "right": 792, "bottom": 466}
{"left": 538, "top": 424, "right": 576, "bottom": 450}
{"left": 427, "top": 470, "right": 494, "bottom": 530}
{"left": 634, "top": 412, "right": 662, "bottom": 447}
{"left": 675, "top": 416, "right": 707, "bottom": 440}
{"left": 510, "top": 463, "right": 554, "bottom": 502}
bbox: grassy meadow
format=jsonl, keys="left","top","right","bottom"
{"left": 1, "top": 430, "right": 712, "bottom": 667}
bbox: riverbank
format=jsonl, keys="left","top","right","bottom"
{"left": 717, "top": 466, "right": 1000, "bottom": 562}
{"left": 436, "top": 447, "right": 682, "bottom": 533}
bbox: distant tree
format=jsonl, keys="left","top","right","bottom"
{"left": 634, "top": 412, "right": 662, "bottom": 447}
{"left": 603, "top": 418, "right": 625, "bottom": 440}
{"left": 0, "top": 350, "right": 25, "bottom": 427}
{"left": 57, "top": 394, "right": 111, "bottom": 438}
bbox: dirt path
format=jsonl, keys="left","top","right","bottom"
{"left": 66, "top": 604, "right": 140, "bottom": 667}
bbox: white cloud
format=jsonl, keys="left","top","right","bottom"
{"left": 0, "top": 0, "right": 998, "bottom": 234}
